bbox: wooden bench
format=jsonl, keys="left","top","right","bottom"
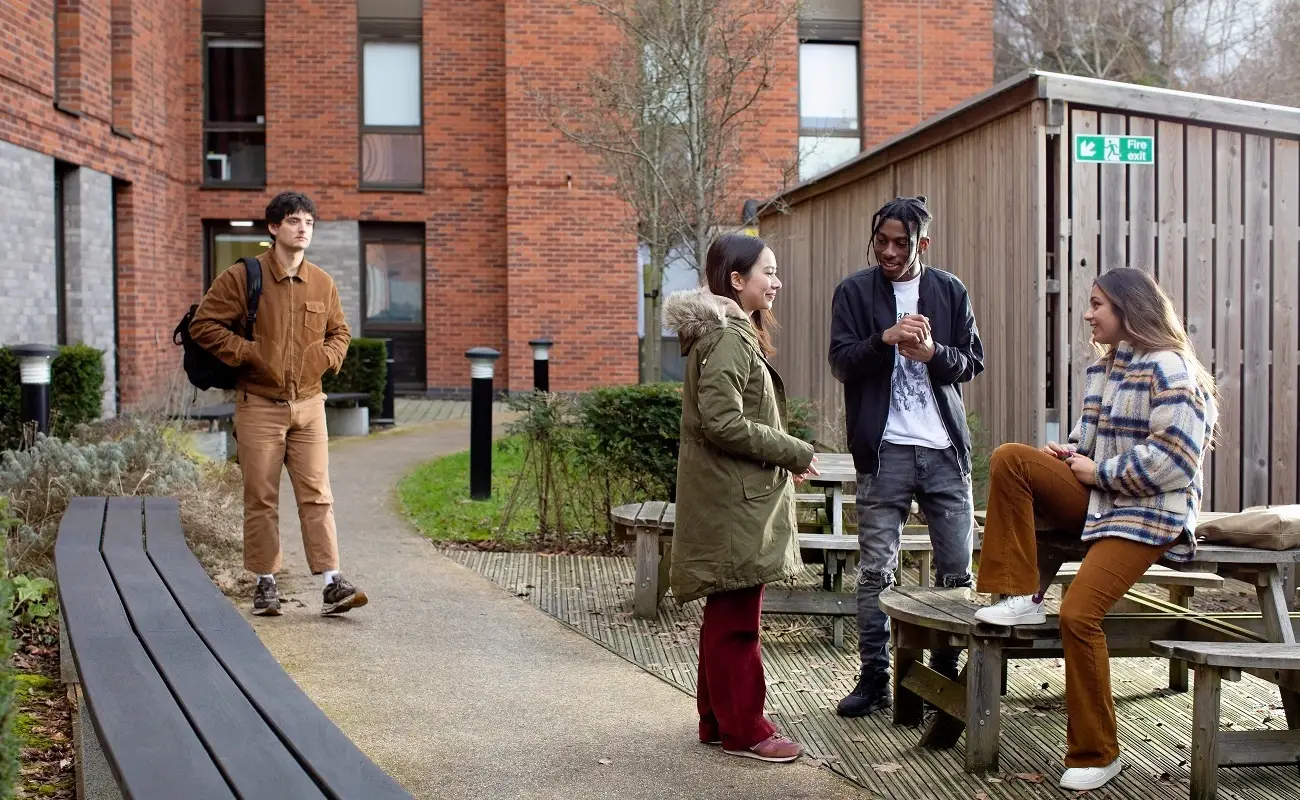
{"left": 57, "top": 496, "right": 411, "bottom": 799}
{"left": 611, "top": 501, "right": 674, "bottom": 619}
{"left": 878, "top": 585, "right": 1293, "bottom": 773}
{"left": 1150, "top": 641, "right": 1300, "bottom": 800}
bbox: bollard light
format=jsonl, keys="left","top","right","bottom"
{"left": 465, "top": 347, "right": 501, "bottom": 500}
{"left": 13, "top": 343, "right": 59, "bottom": 440}
{"left": 528, "top": 337, "right": 553, "bottom": 393}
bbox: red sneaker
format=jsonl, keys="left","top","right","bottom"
{"left": 723, "top": 733, "right": 803, "bottom": 763}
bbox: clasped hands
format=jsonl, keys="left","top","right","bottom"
{"left": 1043, "top": 441, "right": 1098, "bottom": 486}
{"left": 882, "top": 314, "right": 936, "bottom": 362}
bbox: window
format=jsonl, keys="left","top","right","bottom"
{"left": 359, "top": 0, "right": 423, "bottom": 189}
{"left": 203, "top": 1, "right": 266, "bottom": 186}
{"left": 205, "top": 220, "right": 272, "bottom": 290}
{"left": 798, "top": 42, "right": 860, "bottom": 181}
{"left": 360, "top": 222, "right": 426, "bottom": 389}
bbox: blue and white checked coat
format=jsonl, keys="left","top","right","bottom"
{"left": 1069, "top": 343, "right": 1218, "bottom": 562}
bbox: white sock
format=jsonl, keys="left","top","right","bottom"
{"left": 323, "top": 570, "right": 340, "bottom": 587}
{"left": 258, "top": 574, "right": 276, "bottom": 583}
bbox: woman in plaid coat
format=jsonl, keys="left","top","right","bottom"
{"left": 973, "top": 267, "right": 1217, "bottom": 792}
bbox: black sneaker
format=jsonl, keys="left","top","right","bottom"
{"left": 836, "top": 672, "right": 892, "bottom": 717}
{"left": 322, "top": 575, "right": 368, "bottom": 616}
{"left": 252, "top": 577, "right": 282, "bottom": 617}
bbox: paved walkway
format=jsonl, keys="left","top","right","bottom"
{"left": 251, "top": 417, "right": 870, "bottom": 800}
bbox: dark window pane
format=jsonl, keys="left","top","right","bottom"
{"left": 362, "top": 133, "right": 422, "bottom": 186}
{"left": 364, "top": 242, "right": 423, "bottom": 324}
{"left": 206, "top": 40, "right": 265, "bottom": 123}
{"left": 205, "top": 130, "right": 266, "bottom": 183}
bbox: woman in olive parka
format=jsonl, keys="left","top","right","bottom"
{"left": 661, "top": 234, "right": 819, "bottom": 763}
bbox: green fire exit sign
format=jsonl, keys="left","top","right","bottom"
{"left": 1074, "top": 135, "right": 1154, "bottom": 164}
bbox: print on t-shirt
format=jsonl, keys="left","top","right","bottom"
{"left": 891, "top": 312, "right": 935, "bottom": 413}
{"left": 882, "top": 273, "right": 952, "bottom": 450}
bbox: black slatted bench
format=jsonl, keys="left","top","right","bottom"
{"left": 56, "top": 496, "right": 411, "bottom": 799}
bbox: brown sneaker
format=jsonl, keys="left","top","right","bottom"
{"left": 252, "top": 577, "right": 282, "bottom": 617}
{"left": 322, "top": 575, "right": 369, "bottom": 616}
{"left": 723, "top": 733, "right": 803, "bottom": 763}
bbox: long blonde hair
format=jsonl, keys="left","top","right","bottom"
{"left": 1092, "top": 268, "right": 1217, "bottom": 399}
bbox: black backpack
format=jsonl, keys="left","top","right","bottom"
{"left": 174, "top": 256, "right": 263, "bottom": 391}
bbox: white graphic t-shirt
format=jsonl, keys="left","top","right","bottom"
{"left": 882, "top": 274, "right": 953, "bottom": 450}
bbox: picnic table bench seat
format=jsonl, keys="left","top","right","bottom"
{"left": 1150, "top": 640, "right": 1300, "bottom": 800}
{"left": 57, "top": 496, "right": 411, "bottom": 800}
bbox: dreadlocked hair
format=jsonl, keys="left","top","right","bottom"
{"left": 869, "top": 195, "right": 933, "bottom": 268}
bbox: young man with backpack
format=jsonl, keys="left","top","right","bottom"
{"left": 190, "top": 191, "right": 368, "bottom": 617}
{"left": 828, "top": 196, "right": 983, "bottom": 716}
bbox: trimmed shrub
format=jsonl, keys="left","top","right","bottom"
{"left": 579, "top": 383, "right": 683, "bottom": 501}
{"left": 321, "top": 338, "right": 388, "bottom": 416}
{"left": 0, "top": 345, "right": 105, "bottom": 450}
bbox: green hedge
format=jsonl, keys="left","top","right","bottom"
{"left": 0, "top": 345, "right": 105, "bottom": 450}
{"left": 580, "top": 383, "right": 683, "bottom": 501}
{"left": 321, "top": 338, "right": 388, "bottom": 416}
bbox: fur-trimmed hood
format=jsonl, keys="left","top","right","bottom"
{"left": 661, "top": 287, "right": 751, "bottom": 350}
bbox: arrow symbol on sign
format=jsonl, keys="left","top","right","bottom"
{"left": 1080, "top": 141, "right": 1097, "bottom": 158}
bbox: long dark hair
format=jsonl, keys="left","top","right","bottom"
{"left": 703, "top": 233, "right": 779, "bottom": 357}
{"left": 1093, "top": 267, "right": 1216, "bottom": 398}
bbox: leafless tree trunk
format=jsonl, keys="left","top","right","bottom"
{"left": 529, "top": 0, "right": 800, "bottom": 382}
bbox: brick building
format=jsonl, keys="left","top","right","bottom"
{"left": 0, "top": 0, "right": 992, "bottom": 410}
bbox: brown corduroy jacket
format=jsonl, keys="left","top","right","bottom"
{"left": 190, "top": 249, "right": 351, "bottom": 402}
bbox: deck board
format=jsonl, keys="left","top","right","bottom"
{"left": 442, "top": 547, "right": 1299, "bottom": 799}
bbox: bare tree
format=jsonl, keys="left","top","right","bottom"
{"left": 1213, "top": 0, "right": 1300, "bottom": 105}
{"left": 995, "top": 0, "right": 1268, "bottom": 90}
{"left": 530, "top": 0, "right": 799, "bottom": 382}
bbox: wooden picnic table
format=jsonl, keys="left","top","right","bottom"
{"left": 880, "top": 527, "right": 1300, "bottom": 775}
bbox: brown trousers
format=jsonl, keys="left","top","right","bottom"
{"left": 975, "top": 443, "right": 1167, "bottom": 767}
{"left": 235, "top": 392, "right": 339, "bottom": 575}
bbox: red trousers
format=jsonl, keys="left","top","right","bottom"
{"left": 696, "top": 584, "right": 775, "bottom": 750}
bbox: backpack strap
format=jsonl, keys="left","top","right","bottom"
{"left": 240, "top": 256, "right": 263, "bottom": 342}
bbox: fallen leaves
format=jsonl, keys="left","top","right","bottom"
{"left": 1012, "top": 772, "right": 1045, "bottom": 784}
{"left": 871, "top": 762, "right": 905, "bottom": 774}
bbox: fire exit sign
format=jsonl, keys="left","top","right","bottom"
{"left": 1074, "top": 135, "right": 1154, "bottom": 164}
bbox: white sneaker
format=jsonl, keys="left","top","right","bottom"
{"left": 1059, "top": 758, "right": 1122, "bottom": 790}
{"left": 973, "top": 595, "right": 1046, "bottom": 626}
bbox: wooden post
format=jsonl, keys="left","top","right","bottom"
{"left": 1169, "top": 585, "right": 1193, "bottom": 692}
{"left": 964, "top": 636, "right": 1003, "bottom": 773}
{"left": 1190, "top": 663, "right": 1222, "bottom": 800}
{"left": 893, "top": 633, "right": 925, "bottom": 728}
{"left": 633, "top": 527, "right": 661, "bottom": 619}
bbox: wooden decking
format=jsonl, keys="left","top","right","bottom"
{"left": 442, "top": 547, "right": 1300, "bottom": 800}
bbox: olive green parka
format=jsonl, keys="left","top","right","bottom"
{"left": 662, "top": 288, "right": 816, "bottom": 604}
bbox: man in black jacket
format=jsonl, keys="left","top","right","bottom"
{"left": 828, "top": 196, "right": 984, "bottom": 716}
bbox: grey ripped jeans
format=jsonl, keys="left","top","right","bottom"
{"left": 855, "top": 442, "right": 974, "bottom": 679}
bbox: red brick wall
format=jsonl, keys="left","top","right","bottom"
{"left": 1, "top": 0, "right": 197, "bottom": 408}
{"left": 861, "top": 0, "right": 993, "bottom": 147}
{"left": 3, "top": 0, "right": 992, "bottom": 403}
{"left": 504, "top": 0, "right": 637, "bottom": 392}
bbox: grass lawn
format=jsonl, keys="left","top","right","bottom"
{"left": 398, "top": 436, "right": 537, "bottom": 544}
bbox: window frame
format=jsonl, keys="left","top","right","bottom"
{"left": 357, "top": 21, "right": 424, "bottom": 192}
{"left": 202, "top": 16, "right": 267, "bottom": 189}
{"left": 796, "top": 22, "right": 862, "bottom": 182}
{"left": 358, "top": 223, "right": 426, "bottom": 332}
